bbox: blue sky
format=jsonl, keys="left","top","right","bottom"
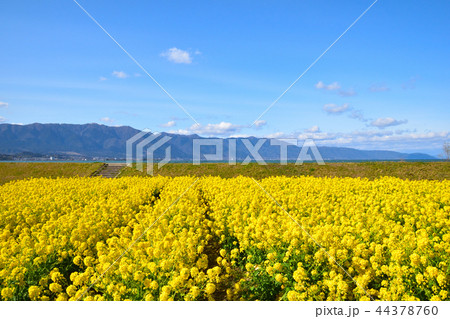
{"left": 0, "top": 0, "right": 449, "bottom": 155}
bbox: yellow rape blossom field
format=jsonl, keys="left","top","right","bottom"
{"left": 0, "top": 176, "right": 449, "bottom": 301}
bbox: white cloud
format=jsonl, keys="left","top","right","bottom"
{"left": 0, "top": 116, "right": 6, "bottom": 123}
{"left": 323, "top": 103, "right": 350, "bottom": 114}
{"left": 192, "top": 122, "right": 242, "bottom": 135}
{"left": 266, "top": 132, "right": 286, "bottom": 139}
{"left": 297, "top": 131, "right": 337, "bottom": 141}
{"left": 370, "top": 117, "right": 408, "bottom": 128}
{"left": 169, "top": 129, "right": 191, "bottom": 135}
{"left": 112, "top": 71, "right": 128, "bottom": 79}
{"left": 338, "top": 89, "right": 356, "bottom": 97}
{"left": 349, "top": 110, "right": 368, "bottom": 122}
{"left": 369, "top": 84, "right": 389, "bottom": 92}
{"left": 315, "top": 81, "right": 341, "bottom": 91}
{"left": 169, "top": 125, "right": 447, "bottom": 153}
{"left": 170, "top": 122, "right": 242, "bottom": 136}
{"left": 316, "top": 81, "right": 357, "bottom": 96}
{"left": 100, "top": 117, "right": 114, "bottom": 123}
{"left": 305, "top": 125, "right": 320, "bottom": 133}
{"left": 295, "top": 128, "right": 449, "bottom": 153}
{"left": 0, "top": 101, "right": 8, "bottom": 108}
{"left": 99, "top": 76, "right": 107, "bottom": 81}
{"left": 253, "top": 120, "right": 267, "bottom": 128}
{"left": 161, "top": 48, "right": 193, "bottom": 64}
{"left": 161, "top": 120, "right": 176, "bottom": 128}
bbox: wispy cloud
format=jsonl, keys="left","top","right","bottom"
{"left": 189, "top": 122, "right": 242, "bottom": 135}
{"left": 0, "top": 101, "right": 8, "bottom": 108}
{"left": 100, "top": 117, "right": 114, "bottom": 123}
{"left": 322, "top": 104, "right": 403, "bottom": 129}
{"left": 305, "top": 125, "right": 320, "bottom": 133}
{"left": 338, "top": 89, "right": 357, "bottom": 97}
{"left": 99, "top": 76, "right": 107, "bottom": 81}
{"left": 323, "top": 103, "right": 350, "bottom": 114}
{"left": 0, "top": 116, "right": 6, "bottom": 123}
{"left": 270, "top": 129, "right": 448, "bottom": 153}
{"left": 402, "top": 76, "right": 418, "bottom": 90}
{"left": 370, "top": 117, "right": 408, "bottom": 128}
{"left": 170, "top": 122, "right": 243, "bottom": 136}
{"left": 349, "top": 110, "right": 368, "bottom": 122}
{"left": 161, "top": 120, "right": 176, "bottom": 128}
{"left": 315, "top": 81, "right": 341, "bottom": 91}
{"left": 161, "top": 48, "right": 193, "bottom": 64}
{"left": 316, "top": 81, "right": 357, "bottom": 96}
{"left": 253, "top": 120, "right": 267, "bottom": 128}
{"left": 315, "top": 130, "right": 448, "bottom": 152}
{"left": 265, "top": 132, "right": 286, "bottom": 139}
{"left": 369, "top": 84, "right": 390, "bottom": 92}
{"left": 112, "top": 71, "right": 128, "bottom": 79}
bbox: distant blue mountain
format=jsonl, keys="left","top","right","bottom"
{"left": 0, "top": 123, "right": 436, "bottom": 161}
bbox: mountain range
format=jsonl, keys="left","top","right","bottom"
{"left": 0, "top": 123, "right": 436, "bottom": 161}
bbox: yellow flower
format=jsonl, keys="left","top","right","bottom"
{"left": 1, "top": 287, "right": 14, "bottom": 300}
{"left": 287, "top": 290, "right": 300, "bottom": 301}
{"left": 56, "top": 293, "right": 68, "bottom": 301}
{"left": 426, "top": 266, "right": 438, "bottom": 278}
{"left": 84, "top": 256, "right": 95, "bottom": 267}
{"left": 416, "top": 273, "right": 424, "bottom": 285}
{"left": 180, "top": 268, "right": 190, "bottom": 280}
{"left": 0, "top": 175, "right": 448, "bottom": 301}
{"left": 144, "top": 293, "right": 154, "bottom": 301}
{"left": 275, "top": 274, "right": 284, "bottom": 283}
{"left": 409, "top": 253, "right": 421, "bottom": 267}
{"left": 73, "top": 256, "right": 83, "bottom": 266}
{"left": 133, "top": 271, "right": 145, "bottom": 282}
{"left": 190, "top": 267, "right": 199, "bottom": 278}
{"left": 212, "top": 266, "right": 221, "bottom": 276}
{"left": 190, "top": 286, "right": 200, "bottom": 298}
{"left": 151, "top": 281, "right": 159, "bottom": 290}
{"left": 33, "top": 256, "right": 44, "bottom": 266}
{"left": 49, "top": 283, "right": 63, "bottom": 293}
{"left": 51, "top": 271, "right": 64, "bottom": 283}
{"left": 436, "top": 274, "right": 446, "bottom": 287}
{"left": 205, "top": 283, "right": 216, "bottom": 295}
{"left": 66, "top": 285, "right": 77, "bottom": 297}
{"left": 430, "top": 295, "right": 441, "bottom": 301}
{"left": 28, "top": 286, "right": 41, "bottom": 300}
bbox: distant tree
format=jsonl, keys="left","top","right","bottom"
{"left": 443, "top": 142, "right": 450, "bottom": 161}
